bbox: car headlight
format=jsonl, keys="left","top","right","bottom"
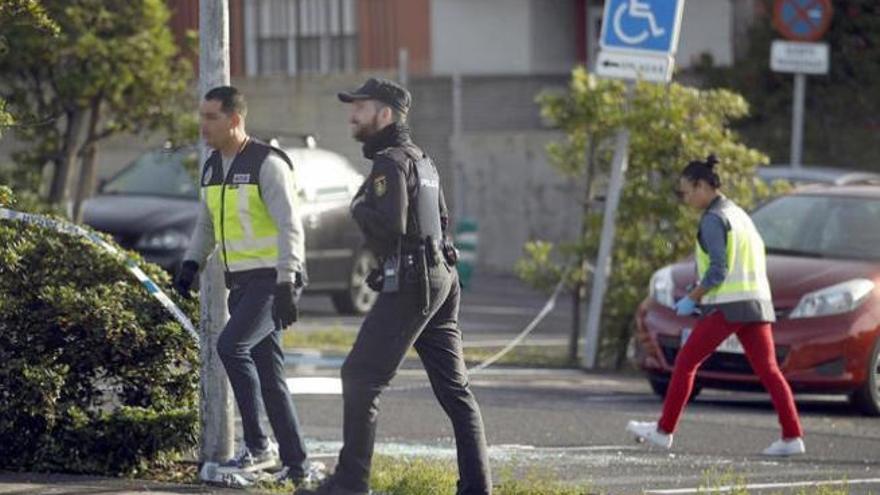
{"left": 135, "top": 229, "right": 189, "bottom": 251}
{"left": 649, "top": 266, "right": 675, "bottom": 309}
{"left": 789, "top": 279, "right": 875, "bottom": 319}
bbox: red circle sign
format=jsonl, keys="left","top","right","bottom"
{"left": 773, "top": 0, "right": 833, "bottom": 42}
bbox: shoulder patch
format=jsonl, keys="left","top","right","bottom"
{"left": 373, "top": 175, "right": 387, "bottom": 197}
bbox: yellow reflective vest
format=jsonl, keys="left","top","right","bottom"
{"left": 201, "top": 140, "right": 293, "bottom": 275}
{"left": 695, "top": 198, "right": 772, "bottom": 305}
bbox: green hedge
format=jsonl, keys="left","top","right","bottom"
{"left": 0, "top": 193, "right": 200, "bottom": 475}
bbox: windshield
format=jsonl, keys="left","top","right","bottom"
{"left": 101, "top": 148, "right": 199, "bottom": 199}
{"left": 752, "top": 195, "right": 880, "bottom": 261}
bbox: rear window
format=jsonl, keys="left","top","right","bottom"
{"left": 102, "top": 149, "right": 199, "bottom": 199}
{"left": 752, "top": 195, "right": 880, "bottom": 261}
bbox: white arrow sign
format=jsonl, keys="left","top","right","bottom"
{"left": 596, "top": 50, "right": 674, "bottom": 83}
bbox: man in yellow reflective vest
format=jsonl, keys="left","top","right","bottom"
{"left": 174, "top": 86, "right": 315, "bottom": 483}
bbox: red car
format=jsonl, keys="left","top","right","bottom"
{"left": 633, "top": 184, "right": 880, "bottom": 416}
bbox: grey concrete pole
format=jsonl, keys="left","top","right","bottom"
{"left": 398, "top": 47, "right": 409, "bottom": 87}
{"left": 198, "top": 0, "right": 234, "bottom": 465}
{"left": 451, "top": 73, "right": 464, "bottom": 218}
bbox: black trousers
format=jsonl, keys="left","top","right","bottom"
{"left": 334, "top": 264, "right": 492, "bottom": 494}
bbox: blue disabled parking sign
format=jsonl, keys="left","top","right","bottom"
{"left": 600, "top": 0, "right": 686, "bottom": 55}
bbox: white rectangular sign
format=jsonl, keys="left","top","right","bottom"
{"left": 771, "top": 40, "right": 829, "bottom": 75}
{"left": 596, "top": 50, "right": 674, "bottom": 83}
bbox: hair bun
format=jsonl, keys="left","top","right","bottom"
{"left": 705, "top": 154, "right": 719, "bottom": 170}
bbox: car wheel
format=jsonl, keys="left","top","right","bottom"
{"left": 849, "top": 337, "right": 880, "bottom": 417}
{"left": 648, "top": 375, "right": 701, "bottom": 401}
{"left": 331, "top": 249, "right": 378, "bottom": 315}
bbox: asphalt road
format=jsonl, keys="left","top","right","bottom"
{"left": 281, "top": 370, "right": 879, "bottom": 494}
{"left": 270, "top": 273, "right": 880, "bottom": 494}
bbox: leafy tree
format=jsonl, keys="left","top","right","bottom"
{"left": 516, "top": 68, "right": 772, "bottom": 367}
{"left": 0, "top": 99, "right": 12, "bottom": 137}
{"left": 0, "top": 0, "right": 57, "bottom": 139}
{"left": 694, "top": 0, "right": 880, "bottom": 168}
{"left": 0, "top": 0, "right": 193, "bottom": 220}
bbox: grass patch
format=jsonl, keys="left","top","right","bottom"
{"left": 283, "top": 329, "right": 575, "bottom": 368}
{"left": 463, "top": 345, "right": 575, "bottom": 369}
{"left": 370, "top": 456, "right": 593, "bottom": 495}
{"left": 699, "top": 467, "right": 851, "bottom": 495}
{"left": 370, "top": 456, "right": 458, "bottom": 494}
{"left": 282, "top": 326, "right": 355, "bottom": 353}
{"left": 136, "top": 459, "right": 852, "bottom": 494}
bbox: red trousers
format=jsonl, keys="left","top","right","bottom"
{"left": 658, "top": 311, "right": 803, "bottom": 439}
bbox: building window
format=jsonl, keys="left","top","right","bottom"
{"left": 252, "top": 0, "right": 357, "bottom": 75}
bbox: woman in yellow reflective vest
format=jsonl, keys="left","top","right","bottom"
{"left": 626, "top": 155, "right": 805, "bottom": 456}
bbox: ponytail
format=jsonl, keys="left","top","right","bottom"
{"left": 680, "top": 154, "right": 721, "bottom": 189}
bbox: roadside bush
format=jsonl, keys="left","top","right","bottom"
{"left": 0, "top": 190, "right": 199, "bottom": 475}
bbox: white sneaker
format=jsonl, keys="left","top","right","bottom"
{"left": 219, "top": 439, "right": 280, "bottom": 473}
{"left": 626, "top": 420, "right": 673, "bottom": 449}
{"left": 762, "top": 437, "right": 805, "bottom": 456}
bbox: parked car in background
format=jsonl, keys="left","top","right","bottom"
{"left": 82, "top": 140, "right": 378, "bottom": 315}
{"left": 758, "top": 165, "right": 880, "bottom": 186}
{"left": 634, "top": 183, "right": 880, "bottom": 416}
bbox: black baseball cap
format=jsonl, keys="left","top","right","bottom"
{"left": 338, "top": 78, "right": 411, "bottom": 115}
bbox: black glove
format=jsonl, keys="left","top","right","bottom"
{"left": 442, "top": 241, "right": 459, "bottom": 266}
{"left": 365, "top": 268, "right": 384, "bottom": 292}
{"left": 273, "top": 282, "right": 299, "bottom": 328}
{"left": 173, "top": 260, "right": 199, "bottom": 298}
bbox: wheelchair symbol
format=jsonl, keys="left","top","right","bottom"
{"left": 613, "top": 0, "right": 666, "bottom": 45}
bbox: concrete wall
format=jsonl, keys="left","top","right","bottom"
{"left": 234, "top": 74, "right": 374, "bottom": 175}
{"left": 530, "top": 0, "right": 578, "bottom": 74}
{"left": 677, "top": 0, "right": 734, "bottom": 67}
{"left": 451, "top": 132, "right": 585, "bottom": 273}
{"left": 431, "top": 0, "right": 532, "bottom": 75}
{"left": 431, "top": 0, "right": 579, "bottom": 75}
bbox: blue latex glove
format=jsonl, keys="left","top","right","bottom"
{"left": 675, "top": 296, "right": 697, "bottom": 316}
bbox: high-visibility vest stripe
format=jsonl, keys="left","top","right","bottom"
{"left": 695, "top": 199, "right": 772, "bottom": 305}
{"left": 201, "top": 141, "right": 292, "bottom": 274}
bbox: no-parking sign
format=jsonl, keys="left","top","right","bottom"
{"left": 773, "top": 0, "right": 833, "bottom": 42}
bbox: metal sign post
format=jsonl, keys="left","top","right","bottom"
{"left": 790, "top": 72, "right": 806, "bottom": 169}
{"left": 582, "top": 126, "right": 630, "bottom": 367}
{"left": 583, "top": 0, "right": 685, "bottom": 369}
{"left": 770, "top": 0, "right": 833, "bottom": 169}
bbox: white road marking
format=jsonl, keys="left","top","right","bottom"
{"left": 462, "top": 337, "right": 569, "bottom": 348}
{"left": 645, "top": 477, "right": 880, "bottom": 494}
{"left": 493, "top": 444, "right": 641, "bottom": 452}
{"left": 461, "top": 305, "right": 543, "bottom": 316}
{"left": 285, "top": 377, "right": 342, "bottom": 395}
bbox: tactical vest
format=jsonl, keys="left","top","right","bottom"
{"left": 201, "top": 140, "right": 294, "bottom": 276}
{"left": 696, "top": 198, "right": 772, "bottom": 305}
{"left": 379, "top": 144, "right": 442, "bottom": 245}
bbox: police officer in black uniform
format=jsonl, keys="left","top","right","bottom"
{"left": 296, "top": 78, "right": 492, "bottom": 495}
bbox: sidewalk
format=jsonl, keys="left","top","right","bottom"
{"left": 0, "top": 472, "right": 248, "bottom": 495}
